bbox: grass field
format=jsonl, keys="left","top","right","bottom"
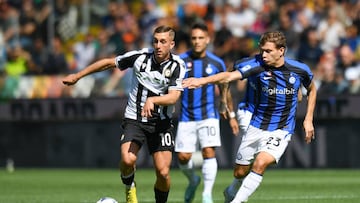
{"left": 0, "top": 168, "right": 359, "bottom": 203}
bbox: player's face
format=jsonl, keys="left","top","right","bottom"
{"left": 153, "top": 32, "right": 175, "bottom": 63}
{"left": 259, "top": 42, "right": 285, "bottom": 67}
{"left": 191, "top": 28, "right": 209, "bottom": 57}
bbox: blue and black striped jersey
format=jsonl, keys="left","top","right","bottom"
{"left": 179, "top": 51, "right": 226, "bottom": 121}
{"left": 234, "top": 55, "right": 313, "bottom": 134}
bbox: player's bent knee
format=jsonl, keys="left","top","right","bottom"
{"left": 252, "top": 161, "right": 271, "bottom": 174}
{"left": 120, "top": 156, "right": 137, "bottom": 167}
{"left": 233, "top": 165, "right": 251, "bottom": 178}
{"left": 156, "top": 168, "right": 170, "bottom": 181}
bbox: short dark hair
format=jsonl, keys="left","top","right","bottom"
{"left": 259, "top": 31, "right": 287, "bottom": 49}
{"left": 153, "top": 25, "right": 175, "bottom": 40}
{"left": 191, "top": 22, "right": 208, "bottom": 32}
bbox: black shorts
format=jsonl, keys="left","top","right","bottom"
{"left": 121, "top": 118, "right": 175, "bottom": 154}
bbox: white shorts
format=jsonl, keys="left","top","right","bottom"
{"left": 237, "top": 108, "right": 252, "bottom": 135}
{"left": 235, "top": 125, "right": 292, "bottom": 165}
{"left": 175, "top": 118, "right": 221, "bottom": 153}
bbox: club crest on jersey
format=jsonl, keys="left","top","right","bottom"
{"left": 164, "top": 68, "right": 171, "bottom": 77}
{"left": 236, "top": 152, "right": 242, "bottom": 160}
{"left": 289, "top": 76, "right": 296, "bottom": 84}
{"left": 206, "top": 64, "right": 213, "bottom": 74}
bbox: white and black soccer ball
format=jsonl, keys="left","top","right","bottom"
{"left": 96, "top": 197, "right": 118, "bottom": 203}
{"left": 192, "top": 151, "right": 204, "bottom": 168}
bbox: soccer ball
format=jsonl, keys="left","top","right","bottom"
{"left": 192, "top": 151, "right": 203, "bottom": 168}
{"left": 96, "top": 197, "right": 118, "bottom": 203}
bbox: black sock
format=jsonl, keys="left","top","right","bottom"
{"left": 121, "top": 173, "right": 134, "bottom": 186}
{"left": 154, "top": 188, "right": 169, "bottom": 203}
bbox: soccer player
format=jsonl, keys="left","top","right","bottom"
{"left": 175, "top": 22, "right": 236, "bottom": 203}
{"left": 62, "top": 26, "right": 186, "bottom": 203}
{"left": 182, "top": 31, "right": 317, "bottom": 203}
{"left": 222, "top": 79, "right": 304, "bottom": 202}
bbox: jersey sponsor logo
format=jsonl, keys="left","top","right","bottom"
{"left": 262, "top": 87, "right": 296, "bottom": 95}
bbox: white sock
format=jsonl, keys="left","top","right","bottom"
{"left": 179, "top": 159, "right": 197, "bottom": 183}
{"left": 227, "top": 178, "right": 243, "bottom": 196}
{"left": 231, "top": 171, "right": 263, "bottom": 202}
{"left": 202, "top": 158, "right": 217, "bottom": 196}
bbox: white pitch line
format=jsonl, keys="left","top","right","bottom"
{"left": 85, "top": 194, "right": 359, "bottom": 202}
{"left": 254, "top": 194, "right": 359, "bottom": 200}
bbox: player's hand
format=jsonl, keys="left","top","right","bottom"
{"left": 182, "top": 77, "right": 203, "bottom": 89}
{"left": 219, "top": 101, "right": 229, "bottom": 119}
{"left": 142, "top": 98, "right": 154, "bottom": 118}
{"left": 62, "top": 74, "right": 79, "bottom": 86}
{"left": 303, "top": 119, "right": 315, "bottom": 144}
{"left": 229, "top": 118, "right": 239, "bottom": 136}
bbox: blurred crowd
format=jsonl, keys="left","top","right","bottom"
{"left": 1, "top": 0, "right": 360, "bottom": 100}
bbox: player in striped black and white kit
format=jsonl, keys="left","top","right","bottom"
{"left": 182, "top": 31, "right": 317, "bottom": 203}
{"left": 63, "top": 26, "right": 186, "bottom": 203}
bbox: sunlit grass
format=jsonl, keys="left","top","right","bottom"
{"left": 0, "top": 168, "right": 359, "bottom": 203}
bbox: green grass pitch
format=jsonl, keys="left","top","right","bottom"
{"left": 0, "top": 168, "right": 359, "bottom": 203}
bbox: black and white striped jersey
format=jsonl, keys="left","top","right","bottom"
{"left": 115, "top": 48, "right": 186, "bottom": 122}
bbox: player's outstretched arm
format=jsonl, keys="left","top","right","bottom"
{"left": 219, "top": 83, "right": 229, "bottom": 119}
{"left": 62, "top": 58, "right": 116, "bottom": 86}
{"left": 218, "top": 81, "right": 239, "bottom": 135}
{"left": 225, "top": 86, "right": 239, "bottom": 135}
{"left": 303, "top": 81, "right": 317, "bottom": 144}
{"left": 182, "top": 71, "right": 242, "bottom": 89}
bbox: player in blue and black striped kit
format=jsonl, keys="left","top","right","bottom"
{"left": 183, "top": 31, "right": 317, "bottom": 203}
{"left": 175, "top": 22, "right": 236, "bottom": 203}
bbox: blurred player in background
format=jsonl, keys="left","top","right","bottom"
{"left": 63, "top": 25, "right": 186, "bottom": 203}
{"left": 175, "top": 22, "right": 237, "bottom": 203}
{"left": 182, "top": 31, "right": 316, "bottom": 203}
